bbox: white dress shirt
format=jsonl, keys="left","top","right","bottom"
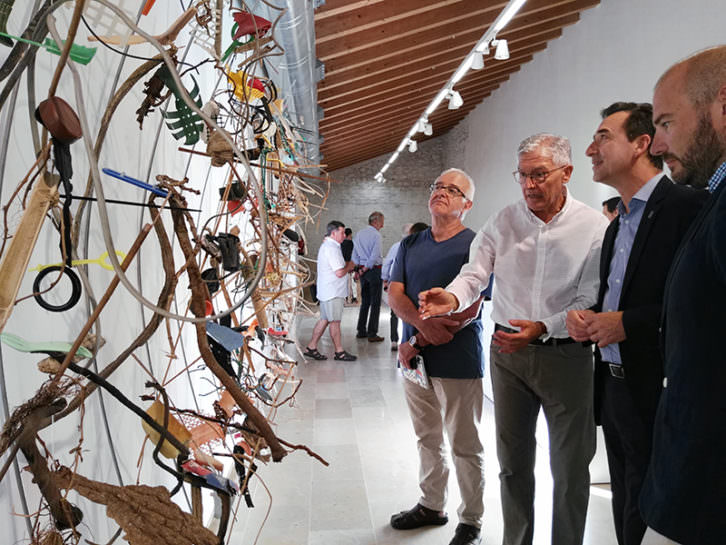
{"left": 448, "top": 190, "right": 608, "bottom": 340}
{"left": 316, "top": 237, "right": 347, "bottom": 301}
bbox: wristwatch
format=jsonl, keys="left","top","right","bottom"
{"left": 408, "top": 335, "right": 421, "bottom": 350}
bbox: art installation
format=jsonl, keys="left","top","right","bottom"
{"left": 0, "top": 1, "right": 328, "bottom": 543}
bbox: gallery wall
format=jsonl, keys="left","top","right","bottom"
{"left": 445, "top": 0, "right": 725, "bottom": 228}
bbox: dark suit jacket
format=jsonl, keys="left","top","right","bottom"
{"left": 640, "top": 180, "right": 726, "bottom": 544}
{"left": 592, "top": 176, "right": 707, "bottom": 425}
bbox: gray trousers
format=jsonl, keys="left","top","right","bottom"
{"left": 490, "top": 341, "right": 595, "bottom": 545}
{"left": 403, "top": 377, "right": 486, "bottom": 528}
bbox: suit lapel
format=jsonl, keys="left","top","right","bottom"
{"left": 598, "top": 219, "right": 619, "bottom": 308}
{"left": 661, "top": 182, "right": 721, "bottom": 327}
{"left": 621, "top": 177, "right": 670, "bottom": 296}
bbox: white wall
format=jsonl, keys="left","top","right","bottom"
{"left": 447, "top": 0, "right": 725, "bottom": 226}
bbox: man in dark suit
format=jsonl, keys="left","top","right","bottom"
{"left": 566, "top": 102, "right": 706, "bottom": 545}
{"left": 638, "top": 46, "right": 726, "bottom": 545}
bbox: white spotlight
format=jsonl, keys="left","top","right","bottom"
{"left": 471, "top": 52, "right": 485, "bottom": 70}
{"left": 447, "top": 90, "right": 463, "bottom": 110}
{"left": 408, "top": 140, "right": 418, "bottom": 153}
{"left": 493, "top": 39, "right": 509, "bottom": 60}
{"left": 423, "top": 121, "right": 433, "bottom": 136}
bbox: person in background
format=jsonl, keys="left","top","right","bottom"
{"left": 341, "top": 227, "right": 357, "bottom": 304}
{"left": 303, "top": 221, "right": 357, "bottom": 361}
{"left": 602, "top": 196, "right": 621, "bottom": 221}
{"left": 419, "top": 134, "right": 608, "bottom": 545}
{"left": 382, "top": 223, "right": 412, "bottom": 350}
{"left": 638, "top": 45, "right": 726, "bottom": 545}
{"left": 352, "top": 211, "right": 385, "bottom": 342}
{"left": 567, "top": 101, "right": 706, "bottom": 545}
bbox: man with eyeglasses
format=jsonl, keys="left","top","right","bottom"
{"left": 388, "top": 168, "right": 487, "bottom": 545}
{"left": 419, "top": 134, "right": 608, "bottom": 545}
{"left": 566, "top": 103, "right": 706, "bottom": 545}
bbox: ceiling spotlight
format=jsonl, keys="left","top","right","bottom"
{"left": 492, "top": 39, "right": 509, "bottom": 60}
{"left": 471, "top": 52, "right": 485, "bottom": 70}
{"left": 423, "top": 121, "right": 433, "bottom": 136}
{"left": 476, "top": 42, "right": 490, "bottom": 55}
{"left": 447, "top": 90, "right": 463, "bottom": 110}
{"left": 408, "top": 139, "right": 418, "bottom": 153}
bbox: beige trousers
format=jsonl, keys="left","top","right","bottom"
{"left": 403, "top": 376, "right": 485, "bottom": 528}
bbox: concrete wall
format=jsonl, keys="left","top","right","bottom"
{"left": 440, "top": 0, "right": 725, "bottom": 227}
{"left": 305, "top": 136, "right": 446, "bottom": 260}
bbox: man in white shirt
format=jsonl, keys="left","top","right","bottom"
{"left": 304, "top": 221, "right": 357, "bottom": 361}
{"left": 420, "top": 134, "right": 608, "bottom": 545}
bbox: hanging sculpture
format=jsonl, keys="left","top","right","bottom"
{"left": 0, "top": 1, "right": 332, "bottom": 543}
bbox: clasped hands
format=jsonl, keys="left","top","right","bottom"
{"left": 566, "top": 309, "right": 625, "bottom": 347}
{"left": 417, "top": 288, "right": 543, "bottom": 354}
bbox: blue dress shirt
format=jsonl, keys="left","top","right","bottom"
{"left": 352, "top": 225, "right": 383, "bottom": 268}
{"left": 601, "top": 174, "right": 661, "bottom": 364}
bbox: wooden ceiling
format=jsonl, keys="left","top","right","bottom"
{"left": 314, "top": 0, "right": 600, "bottom": 172}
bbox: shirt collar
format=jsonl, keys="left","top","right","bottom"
{"left": 325, "top": 236, "right": 341, "bottom": 246}
{"left": 523, "top": 187, "right": 572, "bottom": 225}
{"left": 619, "top": 173, "right": 662, "bottom": 214}
{"left": 707, "top": 161, "right": 726, "bottom": 193}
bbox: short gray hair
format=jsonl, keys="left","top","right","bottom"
{"left": 438, "top": 167, "right": 476, "bottom": 201}
{"left": 368, "top": 211, "right": 384, "bottom": 225}
{"left": 517, "top": 133, "right": 572, "bottom": 166}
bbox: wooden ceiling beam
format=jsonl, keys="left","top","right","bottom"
{"left": 317, "top": 1, "right": 505, "bottom": 53}
{"left": 322, "top": 80, "right": 507, "bottom": 141}
{"left": 319, "top": 47, "right": 543, "bottom": 113}
{"left": 319, "top": 29, "right": 559, "bottom": 99}
{"left": 325, "top": 121, "right": 467, "bottom": 171}
{"left": 321, "top": 102, "right": 483, "bottom": 158}
{"left": 317, "top": 0, "right": 591, "bottom": 61}
{"left": 319, "top": 62, "right": 526, "bottom": 129}
{"left": 316, "top": 0, "right": 469, "bottom": 40}
{"left": 320, "top": 18, "right": 570, "bottom": 89}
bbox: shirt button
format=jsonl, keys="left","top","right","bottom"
{"left": 620, "top": 248, "right": 624, "bottom": 253}
{"left": 615, "top": 279, "right": 620, "bottom": 283}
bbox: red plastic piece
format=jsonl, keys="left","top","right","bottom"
{"left": 142, "top": 0, "right": 156, "bottom": 15}
{"left": 232, "top": 12, "right": 271, "bottom": 40}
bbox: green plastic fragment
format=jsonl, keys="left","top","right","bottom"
{"left": 0, "top": 31, "right": 96, "bottom": 65}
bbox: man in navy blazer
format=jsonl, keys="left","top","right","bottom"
{"left": 567, "top": 102, "right": 706, "bottom": 545}
{"left": 638, "top": 46, "right": 726, "bottom": 545}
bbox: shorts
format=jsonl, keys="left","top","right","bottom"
{"left": 319, "top": 297, "right": 344, "bottom": 322}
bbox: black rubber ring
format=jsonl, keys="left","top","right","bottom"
{"left": 32, "top": 265, "right": 82, "bottom": 312}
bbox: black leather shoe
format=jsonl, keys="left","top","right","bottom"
{"left": 390, "top": 503, "right": 448, "bottom": 530}
{"left": 448, "top": 523, "right": 481, "bottom": 545}
{"left": 356, "top": 333, "right": 368, "bottom": 339}
{"left": 368, "top": 335, "right": 385, "bottom": 342}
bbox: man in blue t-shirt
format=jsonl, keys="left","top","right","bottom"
{"left": 388, "top": 168, "right": 487, "bottom": 545}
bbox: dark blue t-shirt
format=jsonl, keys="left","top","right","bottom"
{"left": 390, "top": 227, "right": 484, "bottom": 379}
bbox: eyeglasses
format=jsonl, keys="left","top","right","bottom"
{"left": 429, "top": 182, "right": 468, "bottom": 200}
{"left": 512, "top": 165, "right": 568, "bottom": 185}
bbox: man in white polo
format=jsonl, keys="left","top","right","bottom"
{"left": 304, "top": 220, "right": 357, "bottom": 361}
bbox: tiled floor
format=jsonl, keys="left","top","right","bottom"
{"left": 227, "top": 306, "right": 616, "bottom": 544}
